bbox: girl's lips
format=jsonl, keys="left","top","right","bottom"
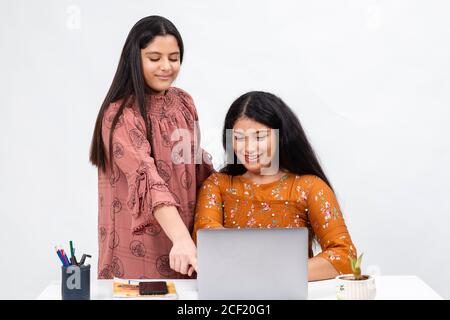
{"left": 244, "top": 154, "right": 262, "bottom": 162}
{"left": 156, "top": 75, "right": 172, "bottom": 81}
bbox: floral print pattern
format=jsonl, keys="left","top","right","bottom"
{"left": 98, "top": 87, "right": 214, "bottom": 279}
{"left": 193, "top": 172, "right": 357, "bottom": 275}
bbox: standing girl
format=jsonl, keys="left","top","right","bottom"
{"left": 90, "top": 16, "right": 213, "bottom": 279}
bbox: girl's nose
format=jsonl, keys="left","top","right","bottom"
{"left": 245, "top": 137, "right": 259, "bottom": 153}
{"left": 160, "top": 59, "right": 170, "bottom": 71}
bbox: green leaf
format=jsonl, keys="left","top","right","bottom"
{"left": 355, "top": 253, "right": 364, "bottom": 269}
{"left": 349, "top": 256, "right": 356, "bottom": 272}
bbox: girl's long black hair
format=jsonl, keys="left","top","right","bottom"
{"left": 89, "top": 15, "right": 184, "bottom": 172}
{"left": 220, "top": 91, "right": 333, "bottom": 190}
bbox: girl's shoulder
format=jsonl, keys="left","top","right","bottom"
{"left": 202, "top": 171, "right": 231, "bottom": 188}
{"left": 171, "top": 86, "right": 194, "bottom": 101}
{"left": 291, "top": 173, "right": 325, "bottom": 190}
{"left": 170, "top": 87, "right": 198, "bottom": 119}
{"left": 291, "top": 174, "right": 335, "bottom": 199}
{"left": 105, "top": 97, "right": 136, "bottom": 114}
{"left": 102, "top": 98, "right": 131, "bottom": 123}
{"left": 102, "top": 98, "right": 145, "bottom": 130}
{"left": 293, "top": 173, "right": 321, "bottom": 183}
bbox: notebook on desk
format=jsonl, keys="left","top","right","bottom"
{"left": 112, "top": 278, "right": 178, "bottom": 300}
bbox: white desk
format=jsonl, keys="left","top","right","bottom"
{"left": 37, "top": 276, "right": 442, "bottom": 300}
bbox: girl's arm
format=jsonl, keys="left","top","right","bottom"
{"left": 308, "top": 256, "right": 339, "bottom": 281}
{"left": 154, "top": 205, "right": 197, "bottom": 276}
{"left": 306, "top": 176, "right": 358, "bottom": 280}
{"left": 192, "top": 173, "right": 225, "bottom": 243}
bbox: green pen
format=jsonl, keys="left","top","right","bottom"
{"left": 69, "top": 240, "right": 75, "bottom": 258}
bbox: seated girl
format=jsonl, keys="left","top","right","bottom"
{"left": 193, "top": 91, "right": 357, "bottom": 281}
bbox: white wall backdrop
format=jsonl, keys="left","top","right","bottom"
{"left": 1, "top": 0, "right": 449, "bottom": 299}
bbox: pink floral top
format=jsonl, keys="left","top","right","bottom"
{"left": 97, "top": 87, "right": 214, "bottom": 279}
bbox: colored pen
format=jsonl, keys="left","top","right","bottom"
{"left": 64, "top": 253, "right": 71, "bottom": 266}
{"left": 60, "top": 248, "right": 66, "bottom": 259}
{"left": 61, "top": 249, "right": 70, "bottom": 266}
{"left": 59, "top": 246, "right": 70, "bottom": 266}
{"left": 55, "top": 247, "right": 67, "bottom": 267}
{"left": 69, "top": 240, "right": 75, "bottom": 259}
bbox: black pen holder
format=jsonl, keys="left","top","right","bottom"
{"left": 61, "top": 264, "right": 91, "bottom": 300}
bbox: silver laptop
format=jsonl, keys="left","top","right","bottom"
{"left": 197, "top": 228, "right": 308, "bottom": 300}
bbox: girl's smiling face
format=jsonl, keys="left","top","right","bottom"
{"left": 141, "top": 35, "right": 181, "bottom": 95}
{"left": 232, "top": 117, "right": 278, "bottom": 175}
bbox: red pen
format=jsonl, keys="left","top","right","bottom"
{"left": 60, "top": 248, "right": 70, "bottom": 266}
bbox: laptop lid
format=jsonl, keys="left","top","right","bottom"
{"left": 197, "top": 228, "right": 308, "bottom": 300}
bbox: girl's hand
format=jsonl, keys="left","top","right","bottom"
{"left": 169, "top": 235, "right": 198, "bottom": 277}
{"left": 153, "top": 205, "right": 198, "bottom": 277}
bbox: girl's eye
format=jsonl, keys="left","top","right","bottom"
{"left": 234, "top": 136, "right": 245, "bottom": 141}
{"left": 149, "top": 58, "right": 179, "bottom": 62}
{"left": 256, "top": 135, "right": 267, "bottom": 141}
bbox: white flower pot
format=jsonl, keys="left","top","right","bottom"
{"left": 335, "top": 274, "right": 377, "bottom": 300}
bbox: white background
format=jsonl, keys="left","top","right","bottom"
{"left": 1, "top": 0, "right": 449, "bottom": 299}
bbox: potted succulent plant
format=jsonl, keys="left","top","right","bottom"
{"left": 335, "top": 253, "right": 377, "bottom": 300}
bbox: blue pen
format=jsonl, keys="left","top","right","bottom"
{"left": 56, "top": 249, "right": 67, "bottom": 267}
{"left": 64, "top": 253, "right": 71, "bottom": 266}
{"left": 61, "top": 251, "right": 69, "bottom": 267}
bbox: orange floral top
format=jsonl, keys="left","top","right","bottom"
{"left": 193, "top": 172, "right": 357, "bottom": 275}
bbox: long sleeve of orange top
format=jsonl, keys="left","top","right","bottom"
{"left": 193, "top": 173, "right": 224, "bottom": 243}
{"left": 306, "top": 176, "right": 357, "bottom": 275}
